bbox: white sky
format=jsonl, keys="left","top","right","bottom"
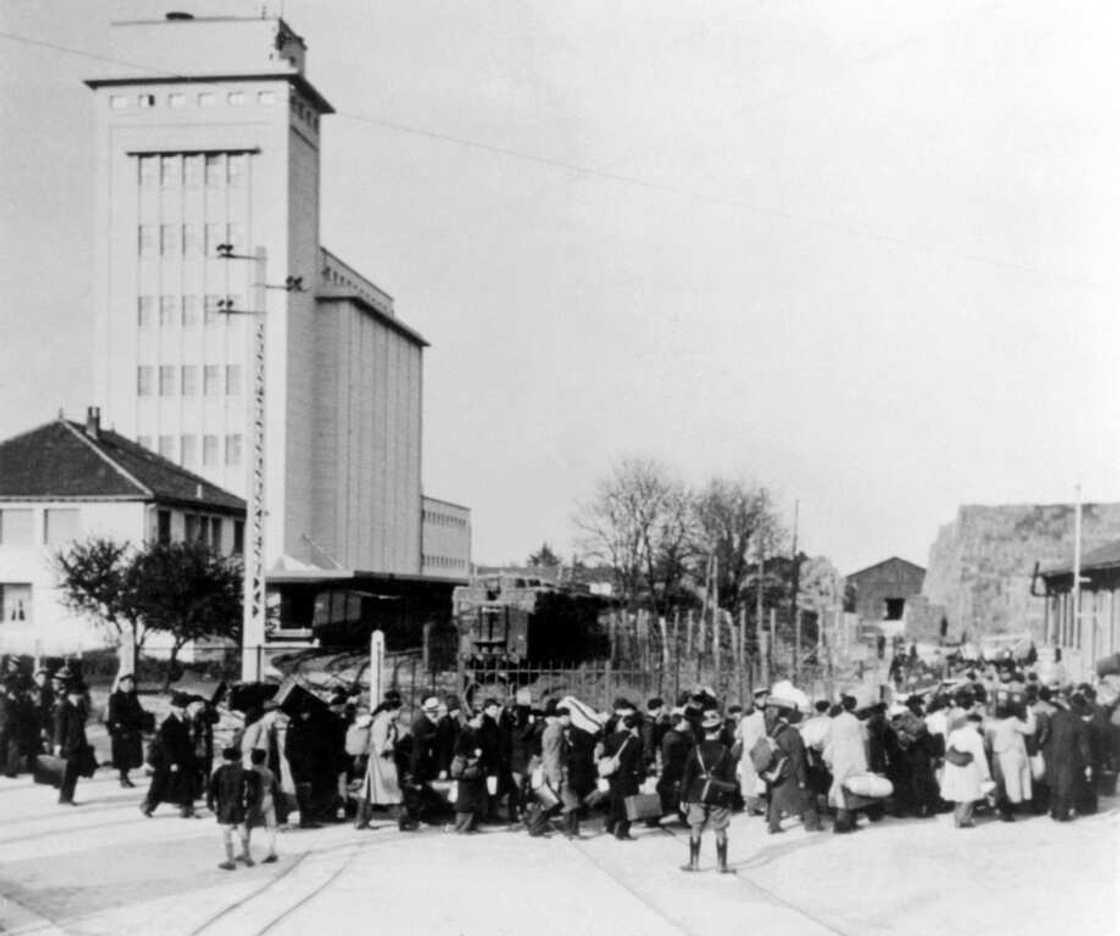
{"left": 1, "top": 0, "right": 1117, "bottom": 573}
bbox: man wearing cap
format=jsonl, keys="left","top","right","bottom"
{"left": 142, "top": 692, "right": 197, "bottom": 818}
{"left": 763, "top": 696, "right": 821, "bottom": 834}
{"left": 602, "top": 713, "right": 644, "bottom": 840}
{"left": 30, "top": 667, "right": 54, "bottom": 756}
{"left": 679, "top": 709, "right": 736, "bottom": 873}
{"left": 401, "top": 696, "right": 443, "bottom": 830}
{"left": 735, "top": 689, "right": 768, "bottom": 815}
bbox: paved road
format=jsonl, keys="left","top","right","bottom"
{"left": 0, "top": 770, "right": 1116, "bottom": 935}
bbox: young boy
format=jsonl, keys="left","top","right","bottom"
{"left": 248, "top": 747, "right": 280, "bottom": 864}
{"left": 208, "top": 746, "right": 259, "bottom": 870}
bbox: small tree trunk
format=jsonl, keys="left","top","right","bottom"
{"left": 163, "top": 641, "right": 185, "bottom": 691}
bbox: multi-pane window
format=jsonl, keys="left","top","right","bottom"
{"left": 0, "top": 509, "right": 34, "bottom": 546}
{"left": 158, "top": 435, "right": 175, "bottom": 460}
{"left": 138, "top": 296, "right": 156, "bottom": 328}
{"left": 157, "top": 509, "right": 172, "bottom": 545}
{"left": 181, "top": 365, "right": 198, "bottom": 396}
{"left": 168, "top": 93, "right": 185, "bottom": 109}
{"left": 160, "top": 155, "right": 179, "bottom": 187}
{"left": 184, "top": 513, "right": 202, "bottom": 542}
{"left": 228, "top": 154, "right": 247, "bottom": 187}
{"left": 0, "top": 584, "right": 32, "bottom": 623}
{"left": 184, "top": 155, "right": 203, "bottom": 187}
{"left": 226, "top": 364, "right": 242, "bottom": 396}
{"left": 199, "top": 92, "right": 216, "bottom": 107}
{"left": 210, "top": 518, "right": 223, "bottom": 552}
{"left": 139, "top": 156, "right": 158, "bottom": 186}
{"left": 180, "top": 435, "right": 198, "bottom": 467}
{"left": 225, "top": 434, "right": 243, "bottom": 467}
{"left": 205, "top": 223, "right": 224, "bottom": 258}
{"left": 234, "top": 520, "right": 245, "bottom": 554}
{"left": 182, "top": 223, "right": 200, "bottom": 256}
{"left": 160, "top": 224, "right": 180, "bottom": 257}
{"left": 43, "top": 508, "right": 80, "bottom": 545}
{"left": 228, "top": 91, "right": 246, "bottom": 106}
{"left": 159, "top": 365, "right": 177, "bottom": 397}
{"left": 182, "top": 295, "right": 200, "bottom": 326}
{"left": 204, "top": 294, "right": 221, "bottom": 326}
{"left": 202, "top": 435, "right": 219, "bottom": 467}
{"left": 204, "top": 365, "right": 222, "bottom": 396}
{"left": 138, "top": 225, "right": 157, "bottom": 257}
{"left": 137, "top": 366, "right": 154, "bottom": 396}
{"left": 159, "top": 295, "right": 178, "bottom": 327}
{"left": 205, "top": 153, "right": 224, "bottom": 187}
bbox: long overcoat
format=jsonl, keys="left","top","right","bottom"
{"left": 360, "top": 710, "right": 403, "bottom": 805}
{"left": 823, "top": 711, "right": 868, "bottom": 808}
{"left": 985, "top": 711, "right": 1035, "bottom": 804}
{"left": 939, "top": 724, "right": 990, "bottom": 803}
{"left": 108, "top": 689, "right": 145, "bottom": 769}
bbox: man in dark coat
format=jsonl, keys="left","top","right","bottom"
{"left": 1044, "top": 695, "right": 1091, "bottom": 822}
{"left": 656, "top": 710, "right": 693, "bottom": 819}
{"left": 142, "top": 693, "right": 196, "bottom": 818}
{"left": 107, "top": 674, "right": 146, "bottom": 787}
{"left": 53, "top": 682, "right": 90, "bottom": 805}
{"left": 602, "top": 714, "right": 644, "bottom": 840}
{"left": 763, "top": 702, "right": 821, "bottom": 834}
{"left": 30, "top": 667, "right": 54, "bottom": 756}
{"left": 401, "top": 696, "right": 444, "bottom": 830}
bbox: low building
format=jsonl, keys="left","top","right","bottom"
{"left": 1034, "top": 539, "right": 1120, "bottom": 681}
{"left": 0, "top": 408, "right": 245, "bottom": 655}
{"left": 845, "top": 556, "right": 926, "bottom": 639}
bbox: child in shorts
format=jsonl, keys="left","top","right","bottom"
{"left": 208, "top": 746, "right": 258, "bottom": 870}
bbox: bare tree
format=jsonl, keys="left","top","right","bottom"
{"left": 692, "top": 479, "right": 783, "bottom": 614}
{"left": 574, "top": 457, "right": 696, "bottom": 613}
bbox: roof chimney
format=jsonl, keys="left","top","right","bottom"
{"left": 85, "top": 406, "right": 101, "bottom": 441}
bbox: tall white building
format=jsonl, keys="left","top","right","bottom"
{"left": 85, "top": 12, "right": 469, "bottom": 587}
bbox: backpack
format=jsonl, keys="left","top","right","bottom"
{"left": 749, "top": 728, "right": 788, "bottom": 782}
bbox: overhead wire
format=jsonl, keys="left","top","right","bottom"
{"left": 0, "top": 25, "right": 1108, "bottom": 292}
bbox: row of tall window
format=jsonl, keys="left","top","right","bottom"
{"left": 0, "top": 508, "right": 80, "bottom": 546}
{"left": 137, "top": 364, "right": 242, "bottom": 397}
{"left": 139, "top": 434, "right": 243, "bottom": 468}
{"left": 422, "top": 508, "right": 469, "bottom": 529}
{"left": 138, "top": 222, "right": 245, "bottom": 259}
{"left": 138, "top": 295, "right": 245, "bottom": 328}
{"left": 113, "top": 90, "right": 278, "bottom": 111}
{"left": 138, "top": 153, "right": 249, "bottom": 189}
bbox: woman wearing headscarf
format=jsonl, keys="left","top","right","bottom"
{"left": 355, "top": 695, "right": 404, "bottom": 829}
{"left": 984, "top": 700, "right": 1035, "bottom": 821}
{"left": 939, "top": 711, "right": 991, "bottom": 828}
{"left": 107, "top": 673, "right": 146, "bottom": 787}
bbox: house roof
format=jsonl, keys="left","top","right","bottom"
{"left": 1040, "top": 539, "right": 1120, "bottom": 578}
{"left": 846, "top": 556, "right": 926, "bottom": 580}
{"left": 0, "top": 419, "right": 244, "bottom": 512}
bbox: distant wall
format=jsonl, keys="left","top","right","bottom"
{"left": 922, "top": 503, "right": 1120, "bottom": 641}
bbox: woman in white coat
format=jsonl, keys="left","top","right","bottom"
{"left": 985, "top": 702, "right": 1036, "bottom": 821}
{"left": 940, "top": 712, "right": 991, "bottom": 828}
{"left": 355, "top": 698, "right": 403, "bottom": 829}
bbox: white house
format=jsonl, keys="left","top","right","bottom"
{"left": 0, "top": 407, "right": 245, "bottom": 655}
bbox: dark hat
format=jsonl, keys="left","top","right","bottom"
{"left": 53, "top": 666, "right": 73, "bottom": 682}
{"left": 384, "top": 689, "right": 403, "bottom": 703}
{"left": 646, "top": 697, "right": 664, "bottom": 711}
{"left": 170, "top": 691, "right": 192, "bottom": 708}
{"left": 555, "top": 705, "right": 571, "bottom": 717}
{"left": 701, "top": 709, "right": 722, "bottom": 730}
{"left": 221, "top": 746, "right": 240, "bottom": 760}
{"left": 444, "top": 694, "right": 461, "bottom": 712}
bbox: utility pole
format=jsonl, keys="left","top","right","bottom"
{"left": 756, "top": 535, "right": 767, "bottom": 684}
{"left": 1072, "top": 483, "right": 1083, "bottom": 651}
{"left": 216, "top": 244, "right": 303, "bottom": 683}
{"left": 789, "top": 500, "right": 800, "bottom": 677}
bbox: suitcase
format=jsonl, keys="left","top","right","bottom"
{"left": 624, "top": 793, "right": 662, "bottom": 822}
{"left": 34, "top": 754, "right": 66, "bottom": 789}
{"left": 274, "top": 679, "right": 329, "bottom": 719}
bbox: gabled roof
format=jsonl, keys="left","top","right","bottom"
{"left": 0, "top": 419, "right": 244, "bottom": 512}
{"left": 846, "top": 556, "right": 926, "bottom": 580}
{"left": 1040, "top": 539, "right": 1120, "bottom": 578}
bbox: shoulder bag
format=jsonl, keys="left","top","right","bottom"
{"left": 597, "top": 736, "right": 631, "bottom": 778}
{"left": 695, "top": 748, "right": 737, "bottom": 806}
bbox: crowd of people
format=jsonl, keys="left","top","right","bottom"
{"left": 3, "top": 652, "right": 1118, "bottom": 873}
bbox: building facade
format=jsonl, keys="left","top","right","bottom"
{"left": 845, "top": 557, "right": 926, "bottom": 639}
{"left": 0, "top": 409, "right": 245, "bottom": 654}
{"left": 83, "top": 13, "right": 469, "bottom": 584}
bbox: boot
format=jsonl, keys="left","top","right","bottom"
{"left": 564, "top": 811, "right": 580, "bottom": 839}
{"left": 716, "top": 839, "right": 735, "bottom": 874}
{"left": 680, "top": 837, "right": 700, "bottom": 872}
{"left": 355, "top": 800, "right": 372, "bottom": 830}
